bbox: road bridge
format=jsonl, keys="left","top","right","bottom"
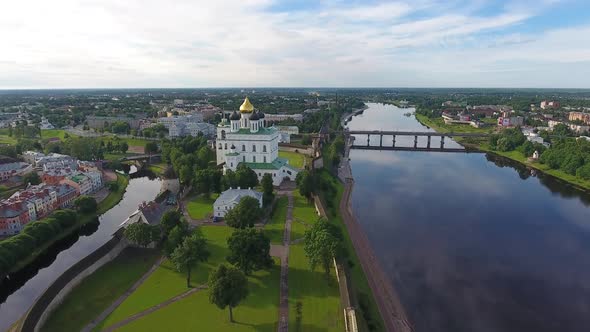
{"left": 345, "top": 130, "right": 489, "bottom": 149}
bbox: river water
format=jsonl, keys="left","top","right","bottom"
{"left": 0, "top": 170, "right": 162, "bottom": 331}
{"left": 347, "top": 103, "right": 590, "bottom": 332}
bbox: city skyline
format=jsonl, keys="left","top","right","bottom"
{"left": 1, "top": 0, "right": 590, "bottom": 89}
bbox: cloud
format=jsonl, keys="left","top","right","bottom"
{"left": 0, "top": 0, "right": 588, "bottom": 88}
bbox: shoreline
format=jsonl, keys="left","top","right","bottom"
{"left": 337, "top": 134, "right": 413, "bottom": 332}
{"left": 414, "top": 114, "right": 590, "bottom": 192}
{"left": 6, "top": 173, "right": 129, "bottom": 275}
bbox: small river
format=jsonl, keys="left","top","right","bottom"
{"left": 0, "top": 168, "right": 162, "bottom": 331}
{"left": 347, "top": 103, "right": 590, "bottom": 332}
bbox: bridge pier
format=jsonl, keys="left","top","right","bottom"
{"left": 427, "top": 135, "right": 431, "bottom": 148}
{"left": 440, "top": 136, "right": 445, "bottom": 149}
{"left": 367, "top": 134, "right": 370, "bottom": 146}
{"left": 392, "top": 135, "right": 396, "bottom": 147}
{"left": 380, "top": 134, "right": 383, "bottom": 147}
{"left": 414, "top": 135, "right": 418, "bottom": 148}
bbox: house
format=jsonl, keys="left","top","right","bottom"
{"left": 0, "top": 156, "right": 33, "bottom": 181}
{"left": 120, "top": 201, "right": 173, "bottom": 227}
{"left": 213, "top": 187, "right": 263, "bottom": 218}
{"left": 61, "top": 174, "right": 93, "bottom": 195}
{"left": 39, "top": 116, "right": 55, "bottom": 129}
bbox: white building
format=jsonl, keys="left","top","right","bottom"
{"left": 157, "top": 114, "right": 204, "bottom": 129}
{"left": 216, "top": 97, "right": 299, "bottom": 186}
{"left": 39, "top": 116, "right": 55, "bottom": 129}
{"left": 213, "top": 187, "right": 263, "bottom": 218}
{"left": 169, "top": 122, "right": 215, "bottom": 138}
{"left": 0, "top": 157, "right": 33, "bottom": 181}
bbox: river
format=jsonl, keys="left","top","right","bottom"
{"left": 347, "top": 103, "right": 590, "bottom": 332}
{"left": 0, "top": 169, "right": 162, "bottom": 331}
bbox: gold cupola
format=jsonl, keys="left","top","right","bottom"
{"left": 239, "top": 97, "right": 254, "bottom": 113}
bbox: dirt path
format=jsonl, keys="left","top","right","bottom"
{"left": 82, "top": 256, "right": 165, "bottom": 332}
{"left": 340, "top": 178, "right": 413, "bottom": 332}
{"left": 102, "top": 285, "right": 207, "bottom": 332}
{"left": 277, "top": 191, "right": 294, "bottom": 332}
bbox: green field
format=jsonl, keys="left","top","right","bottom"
{"left": 290, "top": 191, "right": 319, "bottom": 241}
{"left": 115, "top": 258, "right": 280, "bottom": 332}
{"left": 186, "top": 193, "right": 219, "bottom": 220}
{"left": 415, "top": 114, "right": 495, "bottom": 135}
{"left": 288, "top": 244, "right": 344, "bottom": 331}
{"left": 147, "top": 163, "right": 168, "bottom": 177}
{"left": 95, "top": 226, "right": 235, "bottom": 330}
{"left": 40, "top": 129, "right": 70, "bottom": 140}
{"left": 101, "top": 136, "right": 152, "bottom": 148}
{"left": 278, "top": 150, "right": 307, "bottom": 169}
{"left": 265, "top": 196, "right": 288, "bottom": 244}
{"left": 40, "top": 248, "right": 160, "bottom": 332}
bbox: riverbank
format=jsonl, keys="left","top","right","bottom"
{"left": 7, "top": 174, "right": 129, "bottom": 275}
{"left": 415, "top": 114, "right": 590, "bottom": 192}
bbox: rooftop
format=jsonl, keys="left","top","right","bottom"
{"left": 215, "top": 187, "right": 262, "bottom": 206}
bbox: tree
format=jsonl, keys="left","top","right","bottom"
{"left": 160, "top": 209, "right": 182, "bottom": 236}
{"left": 235, "top": 164, "right": 258, "bottom": 189}
{"left": 74, "top": 195, "right": 97, "bottom": 213}
{"left": 179, "top": 165, "right": 193, "bottom": 184}
{"left": 163, "top": 223, "right": 189, "bottom": 257}
{"left": 107, "top": 181, "right": 119, "bottom": 192}
{"left": 197, "top": 146, "right": 214, "bottom": 169}
{"left": 170, "top": 231, "right": 210, "bottom": 287}
{"left": 295, "top": 170, "right": 313, "bottom": 198}
{"left": 227, "top": 228, "right": 273, "bottom": 275}
{"left": 261, "top": 173, "right": 274, "bottom": 205}
{"left": 208, "top": 264, "right": 249, "bottom": 323}
{"left": 145, "top": 141, "right": 158, "bottom": 154}
{"left": 224, "top": 196, "right": 262, "bottom": 228}
{"left": 124, "top": 222, "right": 159, "bottom": 248}
{"left": 23, "top": 172, "right": 41, "bottom": 185}
{"left": 303, "top": 219, "right": 341, "bottom": 276}
{"left": 119, "top": 141, "right": 129, "bottom": 153}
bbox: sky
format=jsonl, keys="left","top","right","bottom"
{"left": 1, "top": 0, "right": 589, "bottom": 89}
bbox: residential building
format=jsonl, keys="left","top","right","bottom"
{"left": 548, "top": 120, "right": 590, "bottom": 134}
{"left": 213, "top": 187, "right": 263, "bottom": 218}
{"left": 39, "top": 116, "right": 55, "bottom": 129}
{"left": 569, "top": 112, "right": 590, "bottom": 125}
{"left": 61, "top": 174, "right": 93, "bottom": 195}
{"left": 216, "top": 97, "right": 299, "bottom": 186}
{"left": 120, "top": 200, "right": 174, "bottom": 227}
{"left": 0, "top": 156, "right": 33, "bottom": 181}
{"left": 264, "top": 113, "right": 304, "bottom": 122}
{"left": 541, "top": 101, "right": 560, "bottom": 110}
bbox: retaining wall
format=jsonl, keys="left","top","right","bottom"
{"left": 19, "top": 229, "right": 129, "bottom": 332}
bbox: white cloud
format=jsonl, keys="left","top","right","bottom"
{"left": 0, "top": 0, "right": 587, "bottom": 88}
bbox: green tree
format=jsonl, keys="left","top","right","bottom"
{"left": 74, "top": 195, "right": 97, "bottom": 213}
{"left": 577, "top": 163, "right": 590, "bottom": 180}
{"left": 295, "top": 170, "right": 313, "bottom": 198}
{"left": 124, "top": 223, "right": 158, "bottom": 248}
{"left": 224, "top": 196, "right": 262, "bottom": 228}
{"left": 160, "top": 209, "right": 182, "bottom": 236}
{"left": 235, "top": 164, "right": 258, "bottom": 189}
{"left": 261, "top": 173, "right": 274, "bottom": 205}
{"left": 208, "top": 264, "right": 249, "bottom": 323}
{"left": 23, "top": 172, "right": 41, "bottom": 185}
{"left": 119, "top": 141, "right": 129, "bottom": 153}
{"left": 170, "top": 230, "right": 210, "bottom": 287}
{"left": 303, "top": 218, "right": 341, "bottom": 276}
{"left": 226, "top": 228, "right": 273, "bottom": 275}
{"left": 163, "top": 223, "right": 189, "bottom": 257}
{"left": 197, "top": 146, "right": 214, "bottom": 169}
{"left": 145, "top": 141, "right": 158, "bottom": 154}
{"left": 179, "top": 165, "right": 193, "bottom": 184}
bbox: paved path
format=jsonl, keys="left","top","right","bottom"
{"left": 278, "top": 191, "right": 294, "bottom": 332}
{"left": 82, "top": 256, "right": 165, "bottom": 332}
{"left": 102, "top": 285, "right": 207, "bottom": 332}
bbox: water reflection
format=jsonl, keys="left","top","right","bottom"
{"left": 0, "top": 175, "right": 162, "bottom": 331}
{"left": 347, "top": 103, "right": 590, "bottom": 332}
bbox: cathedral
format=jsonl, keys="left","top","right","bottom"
{"left": 216, "top": 97, "right": 299, "bottom": 186}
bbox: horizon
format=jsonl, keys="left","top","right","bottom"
{"left": 1, "top": 0, "right": 590, "bottom": 89}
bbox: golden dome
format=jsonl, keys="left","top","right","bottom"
{"left": 239, "top": 97, "right": 254, "bottom": 113}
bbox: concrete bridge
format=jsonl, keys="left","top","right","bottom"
{"left": 345, "top": 130, "right": 489, "bottom": 150}
{"left": 120, "top": 153, "right": 161, "bottom": 162}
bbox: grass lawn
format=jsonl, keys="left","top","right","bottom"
{"left": 40, "top": 248, "right": 160, "bottom": 332}
{"left": 115, "top": 258, "right": 281, "bottom": 332}
{"left": 95, "top": 226, "right": 234, "bottom": 330}
{"left": 279, "top": 150, "right": 306, "bottom": 169}
{"left": 98, "top": 174, "right": 129, "bottom": 214}
{"left": 265, "top": 196, "right": 288, "bottom": 244}
{"left": 415, "top": 114, "right": 495, "bottom": 134}
{"left": 101, "top": 136, "right": 151, "bottom": 148}
{"left": 290, "top": 191, "right": 319, "bottom": 241}
{"left": 288, "top": 244, "right": 344, "bottom": 331}
{"left": 40, "top": 129, "right": 70, "bottom": 140}
{"left": 147, "top": 163, "right": 168, "bottom": 177}
{"left": 186, "top": 193, "right": 219, "bottom": 220}
{"left": 0, "top": 134, "right": 18, "bottom": 144}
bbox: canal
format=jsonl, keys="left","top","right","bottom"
{"left": 347, "top": 103, "right": 590, "bottom": 332}
{"left": 0, "top": 169, "right": 162, "bottom": 331}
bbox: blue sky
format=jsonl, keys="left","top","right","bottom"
{"left": 0, "top": 0, "right": 589, "bottom": 88}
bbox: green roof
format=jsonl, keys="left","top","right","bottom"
{"left": 225, "top": 152, "right": 240, "bottom": 156}
{"left": 234, "top": 127, "right": 277, "bottom": 135}
{"left": 242, "top": 157, "right": 299, "bottom": 172}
